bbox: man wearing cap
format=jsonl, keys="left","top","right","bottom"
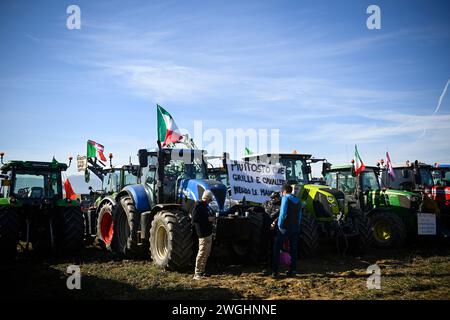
{"left": 192, "top": 190, "right": 215, "bottom": 280}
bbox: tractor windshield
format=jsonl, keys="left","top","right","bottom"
{"left": 13, "top": 171, "right": 60, "bottom": 199}
{"left": 361, "top": 170, "right": 380, "bottom": 191}
{"left": 124, "top": 171, "right": 138, "bottom": 186}
{"left": 419, "top": 168, "right": 434, "bottom": 187}
{"left": 325, "top": 171, "right": 356, "bottom": 194}
{"left": 279, "top": 158, "right": 309, "bottom": 185}
{"left": 104, "top": 171, "right": 120, "bottom": 193}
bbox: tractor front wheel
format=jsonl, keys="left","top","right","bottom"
{"left": 149, "top": 210, "right": 193, "bottom": 270}
{"left": 347, "top": 208, "right": 374, "bottom": 255}
{"left": 112, "top": 197, "right": 141, "bottom": 258}
{"left": 369, "top": 211, "right": 406, "bottom": 248}
{"left": 0, "top": 207, "right": 19, "bottom": 261}
{"left": 298, "top": 209, "right": 319, "bottom": 257}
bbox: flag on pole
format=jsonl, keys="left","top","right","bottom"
{"left": 386, "top": 151, "right": 396, "bottom": 181}
{"left": 87, "top": 140, "right": 107, "bottom": 162}
{"left": 157, "top": 104, "right": 183, "bottom": 147}
{"left": 64, "top": 178, "right": 77, "bottom": 200}
{"left": 354, "top": 145, "right": 366, "bottom": 175}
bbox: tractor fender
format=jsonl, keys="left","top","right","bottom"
{"left": 115, "top": 185, "right": 150, "bottom": 212}
{"left": 140, "top": 204, "right": 184, "bottom": 241}
{"left": 96, "top": 196, "right": 116, "bottom": 214}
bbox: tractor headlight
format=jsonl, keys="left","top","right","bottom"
{"left": 327, "top": 196, "right": 335, "bottom": 203}
{"left": 410, "top": 195, "right": 419, "bottom": 202}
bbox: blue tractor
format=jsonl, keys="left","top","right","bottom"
{"left": 111, "top": 143, "right": 264, "bottom": 270}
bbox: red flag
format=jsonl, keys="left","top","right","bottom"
{"left": 64, "top": 179, "right": 77, "bottom": 200}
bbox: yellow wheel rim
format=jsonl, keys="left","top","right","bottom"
{"left": 156, "top": 225, "right": 168, "bottom": 260}
{"left": 373, "top": 221, "right": 392, "bottom": 243}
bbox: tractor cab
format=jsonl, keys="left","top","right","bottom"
{"left": 388, "top": 162, "right": 434, "bottom": 192}
{"left": 432, "top": 164, "right": 450, "bottom": 187}
{"left": 243, "top": 153, "right": 313, "bottom": 185}
{"left": 101, "top": 165, "right": 140, "bottom": 195}
{"left": 1, "top": 161, "right": 69, "bottom": 205}
{"left": 138, "top": 147, "right": 228, "bottom": 215}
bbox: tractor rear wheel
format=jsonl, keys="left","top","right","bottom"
{"left": 112, "top": 196, "right": 141, "bottom": 257}
{"left": 347, "top": 208, "right": 374, "bottom": 255}
{"left": 96, "top": 202, "right": 114, "bottom": 251}
{"left": 0, "top": 207, "right": 19, "bottom": 261}
{"left": 58, "top": 207, "right": 85, "bottom": 254}
{"left": 298, "top": 210, "right": 319, "bottom": 257}
{"left": 369, "top": 211, "right": 406, "bottom": 248}
{"left": 150, "top": 210, "right": 193, "bottom": 270}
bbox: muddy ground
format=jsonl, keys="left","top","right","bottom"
{"left": 1, "top": 241, "right": 449, "bottom": 300}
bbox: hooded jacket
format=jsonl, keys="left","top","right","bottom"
{"left": 277, "top": 194, "right": 302, "bottom": 233}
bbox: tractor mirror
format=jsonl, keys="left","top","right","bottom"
{"left": 402, "top": 169, "right": 409, "bottom": 179}
{"left": 138, "top": 149, "right": 148, "bottom": 168}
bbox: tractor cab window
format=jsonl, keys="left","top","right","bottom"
{"left": 124, "top": 171, "right": 138, "bottom": 187}
{"left": 279, "top": 158, "right": 308, "bottom": 185}
{"left": 419, "top": 168, "right": 434, "bottom": 187}
{"left": 390, "top": 168, "right": 414, "bottom": 191}
{"left": 361, "top": 171, "right": 379, "bottom": 191}
{"left": 325, "top": 172, "right": 337, "bottom": 189}
{"left": 13, "top": 172, "right": 59, "bottom": 199}
{"left": 326, "top": 171, "right": 356, "bottom": 194}
{"left": 104, "top": 171, "right": 120, "bottom": 193}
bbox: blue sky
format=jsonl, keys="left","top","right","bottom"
{"left": 1, "top": 0, "right": 449, "bottom": 177}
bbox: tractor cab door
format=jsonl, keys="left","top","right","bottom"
{"left": 143, "top": 155, "right": 158, "bottom": 208}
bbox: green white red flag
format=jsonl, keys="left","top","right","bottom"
{"left": 354, "top": 145, "right": 366, "bottom": 175}
{"left": 157, "top": 104, "right": 183, "bottom": 147}
{"left": 87, "top": 140, "right": 107, "bottom": 162}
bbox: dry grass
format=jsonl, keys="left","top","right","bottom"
{"left": 1, "top": 242, "right": 449, "bottom": 300}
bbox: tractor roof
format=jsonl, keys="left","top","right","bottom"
{"left": 327, "top": 164, "right": 378, "bottom": 171}
{"left": 242, "top": 153, "right": 312, "bottom": 161}
{"left": 144, "top": 148, "right": 207, "bottom": 156}
{"left": 1, "top": 160, "right": 68, "bottom": 172}
{"left": 393, "top": 162, "right": 432, "bottom": 169}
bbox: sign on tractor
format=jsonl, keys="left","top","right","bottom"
{"left": 227, "top": 160, "right": 286, "bottom": 204}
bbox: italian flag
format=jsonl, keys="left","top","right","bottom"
{"left": 157, "top": 104, "right": 183, "bottom": 147}
{"left": 354, "top": 145, "right": 366, "bottom": 175}
{"left": 64, "top": 178, "right": 77, "bottom": 200}
{"left": 87, "top": 140, "right": 107, "bottom": 162}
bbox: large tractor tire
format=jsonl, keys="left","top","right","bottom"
{"left": 347, "top": 208, "right": 374, "bottom": 255}
{"left": 58, "top": 207, "right": 85, "bottom": 254}
{"left": 96, "top": 202, "right": 114, "bottom": 251}
{"left": 149, "top": 210, "right": 193, "bottom": 270}
{"left": 369, "top": 211, "right": 406, "bottom": 248}
{"left": 0, "top": 207, "right": 20, "bottom": 261}
{"left": 298, "top": 210, "right": 319, "bottom": 257}
{"left": 112, "top": 196, "right": 141, "bottom": 257}
{"left": 229, "top": 209, "right": 265, "bottom": 264}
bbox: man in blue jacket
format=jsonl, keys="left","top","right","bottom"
{"left": 271, "top": 184, "right": 302, "bottom": 278}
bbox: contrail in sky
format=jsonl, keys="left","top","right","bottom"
{"left": 420, "top": 79, "right": 449, "bottom": 137}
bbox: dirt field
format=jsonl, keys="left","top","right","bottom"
{"left": 1, "top": 241, "right": 450, "bottom": 300}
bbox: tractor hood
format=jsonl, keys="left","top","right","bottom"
{"left": 179, "top": 179, "right": 228, "bottom": 213}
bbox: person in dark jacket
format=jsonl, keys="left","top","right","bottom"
{"left": 271, "top": 184, "right": 302, "bottom": 278}
{"left": 192, "top": 190, "right": 215, "bottom": 280}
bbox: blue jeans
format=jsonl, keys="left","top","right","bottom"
{"left": 272, "top": 229, "right": 299, "bottom": 273}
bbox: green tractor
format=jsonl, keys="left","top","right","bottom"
{"left": 84, "top": 161, "right": 140, "bottom": 250}
{"left": 324, "top": 164, "right": 422, "bottom": 248}
{"left": 0, "top": 154, "right": 84, "bottom": 259}
{"left": 243, "top": 153, "right": 373, "bottom": 256}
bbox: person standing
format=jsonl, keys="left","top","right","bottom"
{"left": 192, "top": 190, "right": 215, "bottom": 280}
{"left": 272, "top": 184, "right": 302, "bottom": 278}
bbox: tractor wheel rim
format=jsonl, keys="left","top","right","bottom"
{"left": 100, "top": 211, "right": 114, "bottom": 245}
{"left": 373, "top": 221, "right": 392, "bottom": 243}
{"left": 156, "top": 225, "right": 168, "bottom": 260}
